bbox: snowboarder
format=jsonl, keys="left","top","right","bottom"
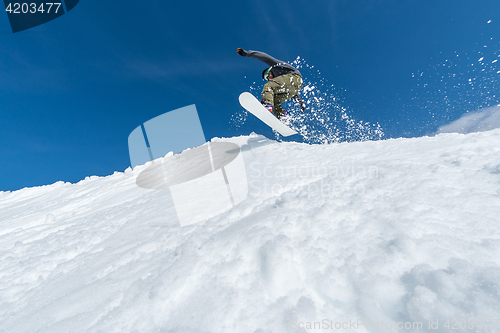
{"left": 237, "top": 48, "right": 306, "bottom": 119}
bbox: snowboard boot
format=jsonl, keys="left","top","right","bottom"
{"left": 261, "top": 101, "right": 274, "bottom": 114}
{"left": 281, "top": 108, "right": 290, "bottom": 125}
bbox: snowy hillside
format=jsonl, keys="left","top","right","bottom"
{"left": 1, "top": 129, "right": 500, "bottom": 333}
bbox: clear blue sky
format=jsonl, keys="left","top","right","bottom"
{"left": 1, "top": 0, "right": 499, "bottom": 191}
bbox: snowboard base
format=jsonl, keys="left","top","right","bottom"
{"left": 239, "top": 92, "right": 297, "bottom": 137}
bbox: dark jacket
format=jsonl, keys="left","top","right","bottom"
{"left": 241, "top": 50, "right": 301, "bottom": 78}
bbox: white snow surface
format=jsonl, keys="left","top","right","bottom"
{"left": 1, "top": 130, "right": 500, "bottom": 332}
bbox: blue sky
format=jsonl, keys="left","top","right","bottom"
{"left": 1, "top": 0, "right": 499, "bottom": 191}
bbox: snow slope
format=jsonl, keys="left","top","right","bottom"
{"left": 1, "top": 129, "right": 500, "bottom": 333}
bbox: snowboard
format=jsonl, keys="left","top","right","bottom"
{"left": 239, "top": 92, "right": 297, "bottom": 137}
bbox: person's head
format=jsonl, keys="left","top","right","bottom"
{"left": 262, "top": 67, "right": 274, "bottom": 81}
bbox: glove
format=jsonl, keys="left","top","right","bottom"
{"left": 237, "top": 48, "right": 247, "bottom": 56}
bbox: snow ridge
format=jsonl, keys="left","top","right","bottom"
{"left": 1, "top": 130, "right": 500, "bottom": 332}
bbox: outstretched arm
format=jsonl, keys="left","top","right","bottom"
{"left": 237, "top": 48, "right": 282, "bottom": 67}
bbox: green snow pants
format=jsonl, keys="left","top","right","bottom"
{"left": 261, "top": 73, "right": 303, "bottom": 119}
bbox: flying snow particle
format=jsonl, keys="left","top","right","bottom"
{"left": 478, "top": 57, "right": 484, "bottom": 62}
{"left": 487, "top": 20, "right": 492, "bottom": 23}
